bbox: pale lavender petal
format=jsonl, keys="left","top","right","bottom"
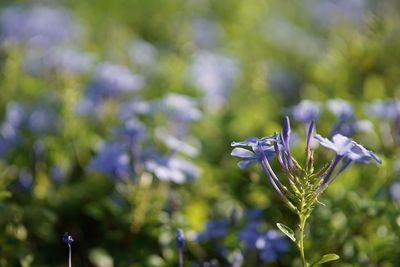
{"left": 231, "top": 147, "right": 255, "bottom": 158}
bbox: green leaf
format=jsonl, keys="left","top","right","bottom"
{"left": 311, "top": 253, "right": 340, "bottom": 266}
{"left": 276, "top": 223, "right": 296, "bottom": 242}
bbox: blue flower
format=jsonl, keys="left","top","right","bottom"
{"left": 188, "top": 51, "right": 240, "bottom": 111}
{"left": 50, "top": 166, "right": 65, "bottom": 183}
{"left": 327, "top": 98, "right": 354, "bottom": 121}
{"left": 314, "top": 133, "right": 381, "bottom": 189}
{"left": 128, "top": 39, "right": 158, "bottom": 69}
{"left": 144, "top": 155, "right": 200, "bottom": 184}
{"left": 176, "top": 228, "right": 185, "bottom": 250}
{"left": 24, "top": 47, "right": 94, "bottom": 75}
{"left": 155, "top": 128, "right": 199, "bottom": 157}
{"left": 288, "top": 100, "right": 321, "bottom": 124}
{"left": 158, "top": 93, "right": 202, "bottom": 122}
{"left": 18, "top": 168, "right": 33, "bottom": 189}
{"left": 5, "top": 102, "right": 25, "bottom": 127}
{"left": 390, "top": 181, "right": 400, "bottom": 202}
{"left": 63, "top": 232, "right": 74, "bottom": 245}
{"left": 231, "top": 129, "right": 290, "bottom": 201}
{"left": 28, "top": 106, "right": 58, "bottom": 133}
{"left": 238, "top": 222, "right": 289, "bottom": 263}
{"left": 230, "top": 136, "right": 277, "bottom": 169}
{"left": 196, "top": 219, "right": 230, "bottom": 241}
{"left": 0, "top": 5, "right": 75, "bottom": 47}
{"left": 314, "top": 134, "right": 353, "bottom": 156}
{"left": 88, "top": 142, "right": 131, "bottom": 179}
{"left": 192, "top": 18, "right": 221, "bottom": 50}
{"left": 315, "top": 134, "right": 381, "bottom": 164}
{"left": 347, "top": 142, "right": 382, "bottom": 164}
{"left": 364, "top": 99, "right": 400, "bottom": 119}
{"left": 87, "top": 62, "right": 145, "bottom": 99}
{"left": 118, "top": 99, "right": 153, "bottom": 121}
{"left": 114, "top": 119, "right": 146, "bottom": 142}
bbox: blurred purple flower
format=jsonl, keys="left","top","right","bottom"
{"left": 128, "top": 39, "right": 158, "bottom": 69}
{"left": 196, "top": 219, "right": 230, "bottom": 241}
{"left": 238, "top": 222, "right": 289, "bottom": 263}
{"left": 24, "top": 47, "right": 94, "bottom": 75}
{"left": 0, "top": 5, "right": 76, "bottom": 47}
{"left": 118, "top": 99, "right": 154, "bottom": 121}
{"left": 74, "top": 97, "right": 98, "bottom": 116}
{"left": 114, "top": 119, "right": 146, "bottom": 142}
{"left": 158, "top": 93, "right": 202, "bottom": 122}
{"left": 0, "top": 122, "right": 19, "bottom": 154}
{"left": 144, "top": 155, "right": 200, "bottom": 183}
{"left": 0, "top": 102, "right": 25, "bottom": 155}
{"left": 50, "top": 166, "right": 65, "bottom": 183}
{"left": 364, "top": 99, "right": 400, "bottom": 119}
{"left": 176, "top": 228, "right": 185, "bottom": 250}
{"left": 88, "top": 142, "right": 131, "bottom": 179}
{"left": 5, "top": 102, "right": 25, "bottom": 127}
{"left": 230, "top": 250, "right": 243, "bottom": 267}
{"left": 390, "top": 182, "right": 400, "bottom": 202}
{"left": 87, "top": 63, "right": 145, "bottom": 99}
{"left": 192, "top": 18, "right": 221, "bottom": 49}
{"left": 327, "top": 98, "right": 353, "bottom": 120}
{"left": 289, "top": 99, "right": 321, "bottom": 124}
{"left": 19, "top": 168, "right": 33, "bottom": 189}
{"left": 308, "top": 0, "right": 366, "bottom": 27}
{"left": 28, "top": 107, "right": 58, "bottom": 133}
{"left": 155, "top": 127, "right": 199, "bottom": 157}
{"left": 188, "top": 51, "right": 240, "bottom": 111}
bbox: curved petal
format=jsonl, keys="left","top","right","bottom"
{"left": 238, "top": 159, "right": 256, "bottom": 169}
{"left": 314, "top": 134, "right": 337, "bottom": 151}
{"left": 231, "top": 147, "right": 255, "bottom": 158}
{"left": 331, "top": 134, "right": 353, "bottom": 156}
{"left": 231, "top": 137, "right": 259, "bottom": 147}
{"left": 348, "top": 142, "right": 382, "bottom": 164}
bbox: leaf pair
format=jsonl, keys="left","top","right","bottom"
{"left": 276, "top": 223, "right": 339, "bottom": 266}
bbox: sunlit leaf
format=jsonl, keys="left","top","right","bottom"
{"left": 276, "top": 222, "right": 296, "bottom": 242}
{"left": 311, "top": 253, "right": 340, "bottom": 266}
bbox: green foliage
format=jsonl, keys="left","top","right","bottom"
{"left": 0, "top": 0, "right": 399, "bottom": 266}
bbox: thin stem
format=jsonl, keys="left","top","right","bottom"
{"left": 298, "top": 215, "right": 307, "bottom": 267}
{"left": 68, "top": 244, "right": 72, "bottom": 267}
{"left": 178, "top": 249, "right": 183, "bottom": 267}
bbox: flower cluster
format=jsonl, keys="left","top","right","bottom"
{"left": 231, "top": 117, "right": 381, "bottom": 211}
{"left": 196, "top": 209, "right": 289, "bottom": 264}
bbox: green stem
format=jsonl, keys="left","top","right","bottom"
{"left": 299, "top": 214, "right": 307, "bottom": 267}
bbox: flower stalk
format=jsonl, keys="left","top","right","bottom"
{"left": 63, "top": 232, "right": 74, "bottom": 267}
{"left": 231, "top": 116, "right": 382, "bottom": 266}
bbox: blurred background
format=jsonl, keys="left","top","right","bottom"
{"left": 0, "top": 0, "right": 400, "bottom": 266}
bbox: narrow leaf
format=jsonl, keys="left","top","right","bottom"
{"left": 276, "top": 223, "right": 296, "bottom": 242}
{"left": 311, "top": 253, "right": 340, "bottom": 266}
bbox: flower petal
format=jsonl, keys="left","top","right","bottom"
{"left": 231, "top": 137, "right": 259, "bottom": 147}
{"left": 231, "top": 147, "right": 255, "bottom": 158}
{"left": 238, "top": 159, "right": 256, "bottom": 169}
{"left": 331, "top": 134, "right": 353, "bottom": 156}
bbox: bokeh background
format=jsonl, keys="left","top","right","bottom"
{"left": 0, "top": 0, "right": 400, "bottom": 266}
